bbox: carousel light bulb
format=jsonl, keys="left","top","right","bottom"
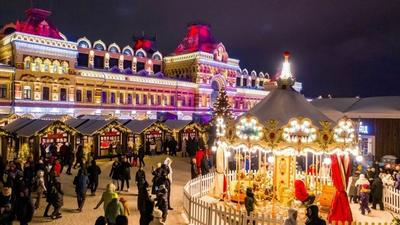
{"left": 323, "top": 157, "right": 332, "bottom": 165}
{"left": 225, "top": 151, "right": 232, "bottom": 157}
{"left": 356, "top": 155, "right": 363, "bottom": 163}
{"left": 211, "top": 145, "right": 217, "bottom": 152}
{"left": 267, "top": 156, "right": 274, "bottom": 164}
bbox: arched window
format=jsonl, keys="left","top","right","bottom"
{"left": 52, "top": 60, "right": 60, "bottom": 73}
{"left": 34, "top": 58, "right": 42, "bottom": 71}
{"left": 43, "top": 59, "right": 51, "bottom": 72}
{"left": 78, "top": 40, "right": 90, "bottom": 48}
{"left": 24, "top": 57, "right": 32, "bottom": 70}
{"left": 123, "top": 49, "right": 133, "bottom": 55}
{"left": 109, "top": 46, "right": 119, "bottom": 53}
{"left": 62, "top": 62, "right": 69, "bottom": 74}
{"left": 94, "top": 43, "right": 105, "bottom": 51}
{"left": 136, "top": 51, "right": 145, "bottom": 58}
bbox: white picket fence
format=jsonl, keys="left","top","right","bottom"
{"left": 384, "top": 186, "right": 400, "bottom": 214}
{"left": 183, "top": 171, "right": 400, "bottom": 225}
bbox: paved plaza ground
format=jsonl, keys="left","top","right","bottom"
{"left": 20, "top": 154, "right": 396, "bottom": 225}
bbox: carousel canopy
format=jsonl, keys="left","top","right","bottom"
{"left": 312, "top": 96, "right": 400, "bottom": 120}
{"left": 164, "top": 120, "right": 192, "bottom": 131}
{"left": 15, "top": 119, "right": 54, "bottom": 137}
{"left": 123, "top": 120, "right": 158, "bottom": 134}
{"left": 245, "top": 88, "right": 332, "bottom": 127}
{"left": 3, "top": 118, "right": 34, "bottom": 133}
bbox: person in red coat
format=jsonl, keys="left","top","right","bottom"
{"left": 294, "top": 178, "right": 315, "bottom": 205}
{"left": 195, "top": 149, "right": 204, "bottom": 175}
{"left": 53, "top": 160, "right": 62, "bottom": 177}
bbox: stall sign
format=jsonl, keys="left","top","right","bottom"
{"left": 359, "top": 121, "right": 373, "bottom": 135}
{"left": 46, "top": 133, "right": 65, "bottom": 139}
{"left": 104, "top": 131, "right": 119, "bottom": 136}
{"left": 148, "top": 129, "right": 161, "bottom": 135}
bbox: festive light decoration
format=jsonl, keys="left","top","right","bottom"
{"left": 216, "top": 117, "right": 226, "bottom": 137}
{"left": 356, "top": 155, "right": 363, "bottom": 163}
{"left": 280, "top": 51, "right": 293, "bottom": 80}
{"left": 235, "top": 117, "right": 263, "bottom": 141}
{"left": 333, "top": 118, "right": 356, "bottom": 144}
{"left": 282, "top": 118, "right": 317, "bottom": 144}
{"left": 211, "top": 87, "right": 233, "bottom": 124}
{"left": 323, "top": 157, "right": 332, "bottom": 165}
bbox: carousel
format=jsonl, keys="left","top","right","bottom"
{"left": 208, "top": 52, "right": 357, "bottom": 223}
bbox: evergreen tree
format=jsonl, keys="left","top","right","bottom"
{"left": 211, "top": 87, "right": 233, "bottom": 124}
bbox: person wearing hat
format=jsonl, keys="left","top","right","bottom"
{"left": 105, "top": 197, "right": 124, "bottom": 225}
{"left": 94, "top": 183, "right": 119, "bottom": 214}
{"left": 355, "top": 174, "right": 371, "bottom": 215}
{"left": 149, "top": 209, "right": 165, "bottom": 225}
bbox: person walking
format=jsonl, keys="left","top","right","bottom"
{"left": 94, "top": 183, "right": 119, "bottom": 214}
{"left": 347, "top": 171, "right": 360, "bottom": 203}
{"left": 200, "top": 154, "right": 210, "bottom": 176}
{"left": 109, "top": 160, "right": 121, "bottom": 191}
{"left": 244, "top": 188, "right": 256, "bottom": 216}
{"left": 191, "top": 158, "right": 198, "bottom": 179}
{"left": 105, "top": 197, "right": 124, "bottom": 225}
{"left": 356, "top": 174, "right": 371, "bottom": 215}
{"left": 108, "top": 143, "right": 115, "bottom": 161}
{"left": 155, "top": 185, "right": 168, "bottom": 223}
{"left": 135, "top": 166, "right": 147, "bottom": 191}
{"left": 88, "top": 160, "right": 101, "bottom": 196}
{"left": 14, "top": 187, "right": 34, "bottom": 225}
{"left": 371, "top": 175, "right": 384, "bottom": 210}
{"left": 120, "top": 157, "right": 131, "bottom": 192}
{"left": 73, "top": 144, "right": 84, "bottom": 169}
{"left": 119, "top": 197, "right": 130, "bottom": 216}
{"left": 34, "top": 170, "right": 46, "bottom": 209}
{"left": 138, "top": 144, "right": 146, "bottom": 167}
{"left": 169, "top": 137, "right": 177, "bottom": 156}
{"left": 65, "top": 143, "right": 74, "bottom": 175}
{"left": 73, "top": 169, "right": 89, "bottom": 212}
{"left": 163, "top": 158, "right": 173, "bottom": 210}
{"left": 50, "top": 179, "right": 64, "bottom": 220}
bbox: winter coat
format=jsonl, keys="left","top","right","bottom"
{"left": 73, "top": 173, "right": 89, "bottom": 194}
{"left": 305, "top": 205, "right": 326, "bottom": 225}
{"left": 191, "top": 161, "right": 198, "bottom": 179}
{"left": 200, "top": 156, "right": 209, "bottom": 175}
{"left": 294, "top": 180, "right": 309, "bottom": 202}
{"left": 120, "top": 161, "right": 132, "bottom": 180}
{"left": 283, "top": 208, "right": 297, "bottom": 225}
{"left": 135, "top": 169, "right": 146, "bottom": 188}
{"left": 164, "top": 158, "right": 173, "bottom": 183}
{"left": 347, "top": 175, "right": 359, "bottom": 197}
{"left": 50, "top": 181, "right": 64, "bottom": 207}
{"left": 109, "top": 161, "right": 121, "bottom": 180}
{"left": 87, "top": 164, "right": 101, "bottom": 182}
{"left": 14, "top": 196, "right": 34, "bottom": 223}
{"left": 105, "top": 198, "right": 124, "bottom": 224}
{"left": 371, "top": 177, "right": 384, "bottom": 201}
{"left": 244, "top": 189, "right": 255, "bottom": 214}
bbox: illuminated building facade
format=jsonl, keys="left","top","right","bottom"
{"left": 0, "top": 8, "right": 296, "bottom": 120}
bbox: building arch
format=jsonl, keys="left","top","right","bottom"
{"left": 108, "top": 43, "right": 121, "bottom": 53}
{"left": 135, "top": 48, "right": 146, "bottom": 58}
{"left": 93, "top": 40, "right": 106, "bottom": 51}
{"left": 77, "top": 37, "right": 92, "bottom": 48}
{"left": 152, "top": 51, "right": 162, "bottom": 60}
{"left": 122, "top": 46, "right": 134, "bottom": 55}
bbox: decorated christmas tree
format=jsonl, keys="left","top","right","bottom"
{"left": 211, "top": 87, "right": 233, "bottom": 124}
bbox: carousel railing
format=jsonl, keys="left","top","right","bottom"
{"left": 183, "top": 171, "right": 394, "bottom": 225}
{"left": 384, "top": 186, "right": 400, "bottom": 214}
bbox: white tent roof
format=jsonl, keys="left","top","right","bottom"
{"left": 245, "top": 88, "right": 332, "bottom": 127}
{"left": 312, "top": 96, "right": 400, "bottom": 119}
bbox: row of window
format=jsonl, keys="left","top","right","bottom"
{"left": 22, "top": 86, "right": 67, "bottom": 101}
{"left": 24, "top": 57, "right": 69, "bottom": 74}
{"left": 236, "top": 77, "right": 264, "bottom": 88}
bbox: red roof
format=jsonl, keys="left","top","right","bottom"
{"left": 174, "top": 23, "right": 219, "bottom": 55}
{"left": 14, "top": 8, "right": 63, "bottom": 39}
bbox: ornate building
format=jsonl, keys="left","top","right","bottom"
{"left": 0, "top": 8, "right": 300, "bottom": 120}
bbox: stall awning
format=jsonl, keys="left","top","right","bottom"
{"left": 164, "top": 120, "right": 192, "bottom": 131}
{"left": 15, "top": 119, "right": 55, "bottom": 137}
{"left": 65, "top": 118, "right": 89, "bottom": 128}
{"left": 3, "top": 118, "right": 35, "bottom": 133}
{"left": 123, "top": 120, "right": 158, "bottom": 134}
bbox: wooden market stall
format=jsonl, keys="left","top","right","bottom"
{"left": 70, "top": 119, "right": 130, "bottom": 158}
{"left": 164, "top": 120, "right": 206, "bottom": 152}
{"left": 0, "top": 114, "right": 19, "bottom": 127}
{"left": 0, "top": 126, "right": 11, "bottom": 162}
{"left": 7, "top": 119, "right": 78, "bottom": 162}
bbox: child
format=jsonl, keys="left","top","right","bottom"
{"left": 356, "top": 174, "right": 371, "bottom": 215}
{"left": 119, "top": 197, "right": 130, "bottom": 216}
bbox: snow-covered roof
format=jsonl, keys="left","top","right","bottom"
{"left": 245, "top": 88, "right": 332, "bottom": 127}
{"left": 311, "top": 97, "right": 400, "bottom": 119}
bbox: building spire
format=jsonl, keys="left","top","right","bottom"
{"left": 277, "top": 51, "right": 295, "bottom": 89}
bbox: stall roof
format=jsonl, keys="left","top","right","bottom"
{"left": 3, "top": 118, "right": 35, "bottom": 133}
{"left": 78, "top": 115, "right": 114, "bottom": 120}
{"left": 124, "top": 120, "right": 157, "bottom": 134}
{"left": 65, "top": 118, "right": 89, "bottom": 128}
{"left": 75, "top": 119, "right": 112, "bottom": 136}
{"left": 15, "top": 119, "right": 54, "bottom": 137}
{"left": 164, "top": 120, "right": 192, "bottom": 131}
{"left": 311, "top": 96, "right": 400, "bottom": 119}
{"left": 40, "top": 114, "right": 72, "bottom": 121}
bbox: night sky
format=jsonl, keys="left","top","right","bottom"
{"left": 1, "top": 0, "right": 400, "bottom": 98}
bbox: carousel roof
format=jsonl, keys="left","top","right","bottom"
{"left": 246, "top": 88, "right": 332, "bottom": 127}
{"left": 164, "top": 120, "right": 191, "bottom": 131}
{"left": 15, "top": 119, "right": 54, "bottom": 137}
{"left": 3, "top": 118, "right": 34, "bottom": 133}
{"left": 243, "top": 52, "right": 332, "bottom": 128}
{"left": 123, "top": 120, "right": 158, "bottom": 134}
{"left": 310, "top": 98, "right": 359, "bottom": 121}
